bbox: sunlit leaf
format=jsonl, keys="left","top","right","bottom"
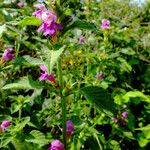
{"left": 2, "top": 76, "right": 43, "bottom": 90}
{"left": 123, "top": 91, "right": 150, "bottom": 103}
{"left": 18, "top": 16, "right": 42, "bottom": 26}
{"left": 25, "top": 130, "right": 49, "bottom": 147}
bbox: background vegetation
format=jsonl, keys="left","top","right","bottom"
{"left": 0, "top": 0, "right": 150, "bottom": 149}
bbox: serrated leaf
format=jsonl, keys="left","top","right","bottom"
{"left": 81, "top": 86, "right": 116, "bottom": 116}
{"left": 25, "top": 130, "right": 49, "bottom": 147}
{"left": 18, "top": 16, "right": 42, "bottom": 26}
{"left": 46, "top": 45, "right": 65, "bottom": 74}
{"left": 2, "top": 76, "right": 43, "bottom": 90}
{"left": 23, "top": 55, "right": 43, "bottom": 66}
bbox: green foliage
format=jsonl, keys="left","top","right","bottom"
{"left": 81, "top": 86, "right": 116, "bottom": 116}
{"left": 0, "top": 0, "right": 150, "bottom": 149}
{"left": 25, "top": 130, "right": 50, "bottom": 147}
{"left": 0, "top": 24, "right": 6, "bottom": 37}
{"left": 18, "top": 16, "right": 42, "bottom": 26}
{"left": 48, "top": 45, "right": 65, "bottom": 73}
{"left": 2, "top": 76, "right": 43, "bottom": 90}
{"left": 64, "top": 20, "right": 99, "bottom": 34}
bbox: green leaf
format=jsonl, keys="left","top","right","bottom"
{"left": 11, "top": 137, "right": 36, "bottom": 150}
{"left": 80, "top": 86, "right": 116, "bottom": 116}
{"left": 120, "top": 48, "right": 135, "bottom": 55}
{"left": 123, "top": 132, "right": 135, "bottom": 140}
{"left": 14, "top": 117, "right": 30, "bottom": 132}
{"left": 63, "top": 20, "right": 98, "bottom": 34}
{"left": 14, "top": 55, "right": 43, "bottom": 67}
{"left": 123, "top": 91, "right": 150, "bottom": 103}
{"left": 23, "top": 55, "right": 43, "bottom": 66}
{"left": 11, "top": 104, "right": 22, "bottom": 114}
{"left": 18, "top": 16, "right": 42, "bottom": 26}
{"left": 25, "top": 130, "right": 49, "bottom": 147}
{"left": 46, "top": 45, "right": 65, "bottom": 74}
{"left": 2, "top": 76, "right": 43, "bottom": 90}
{"left": 0, "top": 24, "right": 6, "bottom": 37}
{"left": 136, "top": 124, "right": 150, "bottom": 131}
{"left": 137, "top": 132, "right": 149, "bottom": 148}
{"left": 117, "top": 57, "right": 132, "bottom": 73}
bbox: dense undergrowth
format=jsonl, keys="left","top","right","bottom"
{"left": 0, "top": 0, "right": 150, "bottom": 150}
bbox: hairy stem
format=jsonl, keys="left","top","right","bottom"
{"left": 57, "top": 58, "right": 66, "bottom": 148}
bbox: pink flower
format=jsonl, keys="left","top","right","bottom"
{"left": 17, "top": 2, "right": 24, "bottom": 7}
{"left": 66, "top": 120, "right": 74, "bottom": 141}
{"left": 41, "top": 10, "right": 57, "bottom": 24}
{"left": 79, "top": 37, "right": 85, "bottom": 43}
{"left": 121, "top": 112, "right": 128, "bottom": 118}
{"left": 0, "top": 120, "right": 12, "bottom": 132}
{"left": 98, "top": 71, "right": 103, "bottom": 79}
{"left": 101, "top": 19, "right": 110, "bottom": 29}
{"left": 33, "top": 4, "right": 62, "bottom": 37}
{"left": 48, "top": 140, "right": 64, "bottom": 150}
{"left": 112, "top": 117, "right": 118, "bottom": 123}
{"left": 34, "top": 4, "right": 45, "bottom": 10}
{"left": 39, "top": 65, "right": 56, "bottom": 83}
{"left": 0, "top": 48, "right": 14, "bottom": 64}
{"left": 33, "top": 4, "right": 46, "bottom": 19}
{"left": 38, "top": 22, "right": 62, "bottom": 36}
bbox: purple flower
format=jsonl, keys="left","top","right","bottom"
{"left": 33, "top": 4, "right": 46, "bottom": 19}
{"left": 66, "top": 120, "right": 74, "bottom": 133}
{"left": 39, "top": 65, "right": 56, "bottom": 83}
{"left": 79, "top": 37, "right": 85, "bottom": 43}
{"left": 41, "top": 10, "right": 57, "bottom": 24}
{"left": 38, "top": 22, "right": 62, "bottom": 36}
{"left": 101, "top": 19, "right": 110, "bottom": 29}
{"left": 66, "top": 120, "right": 74, "bottom": 141}
{"left": 48, "top": 140, "right": 64, "bottom": 150}
{"left": 33, "top": 5, "right": 62, "bottom": 38}
{"left": 0, "top": 120, "right": 12, "bottom": 132}
{"left": 17, "top": 2, "right": 24, "bottom": 7}
{"left": 34, "top": 4, "right": 45, "bottom": 10}
{"left": 112, "top": 117, "right": 118, "bottom": 123}
{"left": 121, "top": 112, "right": 128, "bottom": 118}
{"left": 1, "top": 48, "right": 14, "bottom": 62}
{"left": 98, "top": 71, "right": 103, "bottom": 79}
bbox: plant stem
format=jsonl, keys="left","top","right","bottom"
{"left": 57, "top": 58, "right": 66, "bottom": 148}
{"left": 19, "top": 108, "right": 21, "bottom": 120}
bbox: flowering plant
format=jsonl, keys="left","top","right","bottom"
{"left": 0, "top": 0, "right": 149, "bottom": 150}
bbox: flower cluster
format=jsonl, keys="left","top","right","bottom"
{"left": 48, "top": 120, "right": 74, "bottom": 149}
{"left": 33, "top": 4, "right": 62, "bottom": 37}
{"left": 0, "top": 48, "right": 14, "bottom": 64}
{"left": 0, "top": 120, "right": 12, "bottom": 132}
{"left": 101, "top": 19, "right": 110, "bottom": 29}
{"left": 39, "top": 65, "right": 56, "bottom": 83}
{"left": 112, "top": 105, "right": 128, "bottom": 126}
